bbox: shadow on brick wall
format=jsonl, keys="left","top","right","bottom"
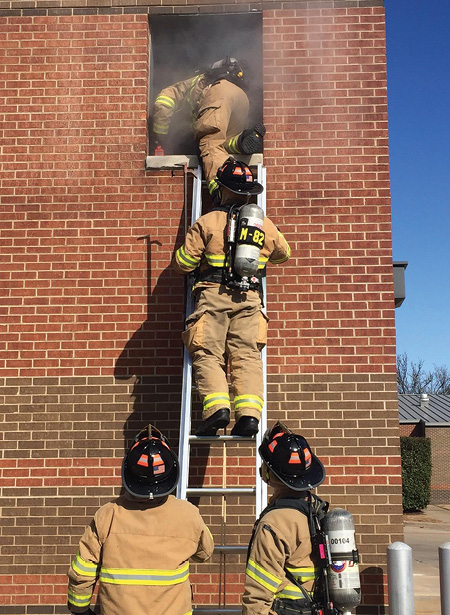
{"left": 113, "top": 232, "right": 210, "bottom": 488}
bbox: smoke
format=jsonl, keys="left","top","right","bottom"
{"left": 148, "top": 13, "right": 263, "bottom": 154}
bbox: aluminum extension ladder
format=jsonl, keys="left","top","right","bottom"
{"left": 176, "top": 160, "right": 268, "bottom": 613}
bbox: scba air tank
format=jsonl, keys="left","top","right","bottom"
{"left": 323, "top": 508, "right": 361, "bottom": 614}
{"left": 234, "top": 203, "right": 265, "bottom": 278}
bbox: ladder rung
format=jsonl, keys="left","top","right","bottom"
{"left": 214, "top": 545, "right": 247, "bottom": 554}
{"left": 187, "top": 487, "right": 256, "bottom": 496}
{"left": 194, "top": 609, "right": 241, "bottom": 615}
{"left": 189, "top": 435, "right": 255, "bottom": 442}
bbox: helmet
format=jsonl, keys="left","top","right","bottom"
{"left": 216, "top": 159, "right": 263, "bottom": 196}
{"left": 122, "top": 425, "right": 179, "bottom": 499}
{"left": 207, "top": 57, "right": 247, "bottom": 88}
{"left": 259, "top": 422, "right": 325, "bottom": 491}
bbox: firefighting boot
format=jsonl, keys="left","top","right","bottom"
{"left": 231, "top": 416, "right": 259, "bottom": 437}
{"left": 196, "top": 408, "right": 230, "bottom": 436}
{"left": 236, "top": 123, "right": 266, "bottom": 154}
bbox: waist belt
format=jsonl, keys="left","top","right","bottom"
{"left": 272, "top": 598, "right": 312, "bottom": 615}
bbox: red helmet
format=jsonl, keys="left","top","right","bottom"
{"left": 259, "top": 422, "right": 325, "bottom": 491}
{"left": 122, "top": 425, "right": 179, "bottom": 499}
{"left": 216, "top": 159, "right": 263, "bottom": 196}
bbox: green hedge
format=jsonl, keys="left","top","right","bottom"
{"left": 400, "top": 436, "right": 432, "bottom": 512}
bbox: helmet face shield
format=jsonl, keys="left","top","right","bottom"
{"left": 259, "top": 421, "right": 325, "bottom": 491}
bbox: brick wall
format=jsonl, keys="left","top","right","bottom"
{"left": 0, "top": 2, "right": 402, "bottom": 614}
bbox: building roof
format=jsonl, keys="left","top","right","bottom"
{"left": 399, "top": 394, "right": 450, "bottom": 426}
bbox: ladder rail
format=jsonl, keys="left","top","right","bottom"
{"left": 177, "top": 165, "right": 203, "bottom": 501}
{"left": 255, "top": 163, "right": 268, "bottom": 516}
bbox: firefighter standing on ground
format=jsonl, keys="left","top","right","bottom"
{"left": 243, "top": 422, "right": 327, "bottom": 615}
{"left": 66, "top": 425, "right": 214, "bottom": 615}
{"left": 152, "top": 57, "right": 265, "bottom": 199}
{"left": 172, "top": 160, "right": 290, "bottom": 437}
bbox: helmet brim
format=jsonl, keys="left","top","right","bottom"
{"left": 217, "top": 179, "right": 264, "bottom": 196}
{"left": 121, "top": 452, "right": 179, "bottom": 499}
{"left": 264, "top": 452, "right": 326, "bottom": 491}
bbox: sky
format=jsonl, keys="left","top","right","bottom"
{"left": 385, "top": 0, "right": 450, "bottom": 370}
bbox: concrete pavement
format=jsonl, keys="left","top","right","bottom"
{"left": 403, "top": 505, "right": 450, "bottom": 614}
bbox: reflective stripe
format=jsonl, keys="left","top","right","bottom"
{"left": 246, "top": 558, "right": 282, "bottom": 592}
{"left": 187, "top": 74, "right": 203, "bottom": 109}
{"left": 234, "top": 395, "right": 263, "bottom": 412}
{"left": 226, "top": 135, "right": 240, "bottom": 154}
{"left": 67, "top": 589, "right": 93, "bottom": 608}
{"left": 258, "top": 256, "right": 269, "bottom": 269}
{"left": 275, "top": 584, "right": 307, "bottom": 600}
{"left": 205, "top": 253, "right": 225, "bottom": 267}
{"left": 286, "top": 565, "right": 318, "bottom": 582}
{"left": 155, "top": 95, "right": 176, "bottom": 110}
{"left": 100, "top": 562, "right": 189, "bottom": 586}
{"left": 153, "top": 122, "right": 169, "bottom": 135}
{"left": 204, "top": 392, "right": 230, "bottom": 411}
{"left": 71, "top": 552, "right": 99, "bottom": 578}
{"left": 208, "top": 178, "right": 219, "bottom": 195}
{"left": 176, "top": 245, "right": 200, "bottom": 269}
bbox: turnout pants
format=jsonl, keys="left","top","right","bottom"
{"left": 182, "top": 286, "right": 268, "bottom": 421}
{"left": 193, "top": 80, "right": 249, "bottom": 188}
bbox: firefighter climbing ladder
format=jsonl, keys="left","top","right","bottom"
{"left": 176, "top": 158, "right": 267, "bottom": 613}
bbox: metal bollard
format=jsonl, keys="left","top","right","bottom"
{"left": 387, "top": 542, "right": 415, "bottom": 615}
{"left": 440, "top": 542, "right": 450, "bottom": 615}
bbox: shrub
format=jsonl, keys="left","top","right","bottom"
{"left": 400, "top": 436, "right": 432, "bottom": 512}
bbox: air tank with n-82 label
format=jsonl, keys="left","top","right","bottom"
{"left": 233, "top": 203, "right": 265, "bottom": 278}
{"left": 323, "top": 508, "right": 361, "bottom": 614}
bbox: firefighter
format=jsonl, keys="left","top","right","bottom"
{"left": 67, "top": 425, "right": 214, "bottom": 615}
{"left": 172, "top": 160, "right": 291, "bottom": 437}
{"left": 152, "top": 56, "right": 265, "bottom": 200}
{"left": 242, "top": 422, "right": 327, "bottom": 615}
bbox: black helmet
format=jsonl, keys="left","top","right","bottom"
{"left": 216, "top": 159, "right": 263, "bottom": 196}
{"left": 122, "top": 425, "right": 179, "bottom": 499}
{"left": 259, "top": 422, "right": 325, "bottom": 491}
{"left": 207, "top": 57, "right": 247, "bottom": 89}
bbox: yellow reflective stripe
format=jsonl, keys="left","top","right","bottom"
{"left": 100, "top": 562, "right": 189, "bottom": 586}
{"left": 258, "top": 256, "right": 269, "bottom": 269}
{"left": 208, "top": 178, "right": 219, "bottom": 192}
{"left": 204, "top": 392, "right": 230, "bottom": 411}
{"left": 275, "top": 584, "right": 305, "bottom": 600}
{"left": 234, "top": 395, "right": 263, "bottom": 411}
{"left": 226, "top": 135, "right": 240, "bottom": 154}
{"left": 286, "top": 565, "right": 318, "bottom": 581}
{"left": 176, "top": 245, "right": 200, "bottom": 269}
{"left": 153, "top": 123, "right": 169, "bottom": 135}
{"left": 155, "top": 95, "right": 176, "bottom": 110}
{"left": 67, "top": 589, "right": 93, "bottom": 607}
{"left": 205, "top": 253, "right": 225, "bottom": 267}
{"left": 246, "top": 559, "right": 281, "bottom": 592}
{"left": 71, "top": 552, "right": 99, "bottom": 577}
{"left": 187, "top": 74, "right": 203, "bottom": 107}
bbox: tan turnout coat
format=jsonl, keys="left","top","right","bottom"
{"left": 242, "top": 490, "right": 318, "bottom": 615}
{"left": 67, "top": 495, "right": 214, "bottom": 615}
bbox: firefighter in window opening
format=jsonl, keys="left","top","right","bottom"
{"left": 172, "top": 159, "right": 290, "bottom": 437}
{"left": 66, "top": 425, "right": 214, "bottom": 615}
{"left": 243, "top": 422, "right": 328, "bottom": 615}
{"left": 151, "top": 56, "right": 265, "bottom": 201}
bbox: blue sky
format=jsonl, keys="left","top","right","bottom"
{"left": 385, "top": 0, "right": 450, "bottom": 369}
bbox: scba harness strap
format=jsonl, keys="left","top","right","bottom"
{"left": 247, "top": 493, "right": 332, "bottom": 615}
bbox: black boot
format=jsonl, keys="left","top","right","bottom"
{"left": 237, "top": 123, "right": 266, "bottom": 154}
{"left": 231, "top": 416, "right": 259, "bottom": 437}
{"left": 195, "top": 408, "right": 230, "bottom": 436}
